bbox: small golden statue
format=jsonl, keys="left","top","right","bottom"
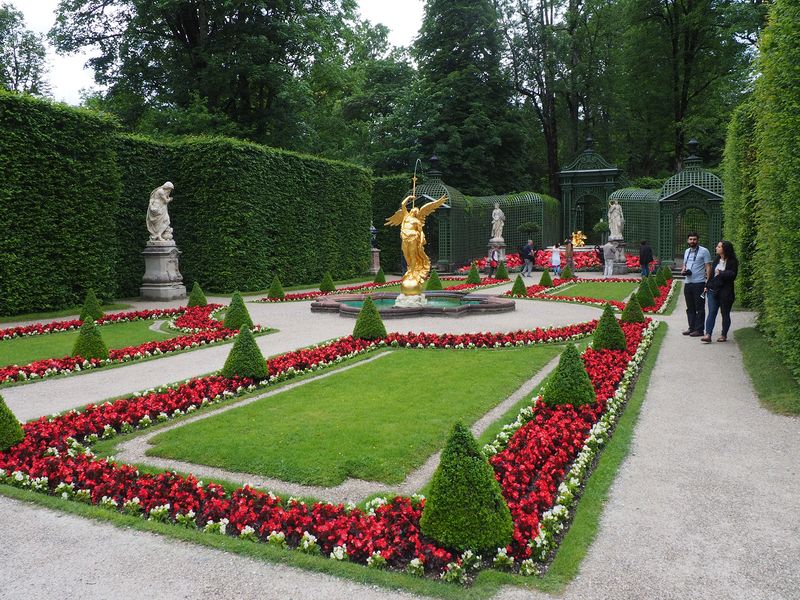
{"left": 385, "top": 188, "right": 447, "bottom": 296}
{"left": 571, "top": 230, "right": 587, "bottom": 247}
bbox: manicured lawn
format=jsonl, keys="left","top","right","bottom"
{"left": 554, "top": 281, "right": 639, "bottom": 302}
{"left": 148, "top": 346, "right": 561, "bottom": 487}
{"left": 735, "top": 327, "right": 800, "bottom": 415}
{"left": 0, "top": 303, "right": 132, "bottom": 323}
{"left": 0, "top": 320, "right": 179, "bottom": 367}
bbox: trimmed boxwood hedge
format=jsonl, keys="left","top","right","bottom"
{"left": 425, "top": 270, "right": 443, "bottom": 291}
{"left": 0, "top": 394, "right": 24, "bottom": 452}
{"left": 71, "top": 319, "right": 109, "bottom": 360}
{"left": 541, "top": 343, "right": 596, "bottom": 407}
{"left": 371, "top": 175, "right": 409, "bottom": 272}
{"left": 419, "top": 422, "right": 513, "bottom": 552}
{"left": 221, "top": 327, "right": 268, "bottom": 379}
{"left": 539, "top": 269, "right": 553, "bottom": 287}
{"left": 352, "top": 296, "right": 387, "bottom": 340}
{"left": 187, "top": 281, "right": 208, "bottom": 308}
{"left": 79, "top": 289, "right": 104, "bottom": 322}
{"left": 510, "top": 274, "right": 528, "bottom": 296}
{"left": 223, "top": 292, "right": 253, "bottom": 331}
{"left": 593, "top": 303, "right": 627, "bottom": 351}
{"left": 0, "top": 91, "right": 121, "bottom": 315}
{"left": 465, "top": 263, "right": 481, "bottom": 284}
{"left": 0, "top": 93, "right": 374, "bottom": 315}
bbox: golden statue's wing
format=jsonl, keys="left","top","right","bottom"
{"left": 417, "top": 194, "right": 447, "bottom": 223}
{"left": 384, "top": 195, "right": 414, "bottom": 227}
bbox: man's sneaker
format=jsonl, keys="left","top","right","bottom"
{"left": 689, "top": 330, "right": 703, "bottom": 337}
{"left": 682, "top": 329, "right": 693, "bottom": 335}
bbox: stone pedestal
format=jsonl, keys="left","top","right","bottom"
{"left": 610, "top": 238, "right": 627, "bottom": 275}
{"left": 140, "top": 241, "right": 187, "bottom": 301}
{"left": 370, "top": 248, "right": 381, "bottom": 275}
{"left": 487, "top": 240, "right": 506, "bottom": 261}
{"left": 395, "top": 293, "right": 427, "bottom": 308}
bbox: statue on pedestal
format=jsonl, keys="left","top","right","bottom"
{"left": 608, "top": 199, "right": 625, "bottom": 240}
{"left": 146, "top": 181, "right": 175, "bottom": 243}
{"left": 490, "top": 202, "right": 505, "bottom": 241}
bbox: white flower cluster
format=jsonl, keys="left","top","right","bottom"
{"left": 330, "top": 544, "right": 348, "bottom": 561}
{"left": 366, "top": 551, "right": 386, "bottom": 569}
{"left": 203, "top": 518, "right": 228, "bottom": 535}
{"left": 148, "top": 503, "right": 171, "bottom": 523}
{"left": 492, "top": 547, "right": 515, "bottom": 570}
{"left": 406, "top": 557, "right": 425, "bottom": 576}
{"left": 267, "top": 530, "right": 287, "bottom": 548}
{"left": 299, "top": 531, "right": 319, "bottom": 554}
{"left": 239, "top": 525, "right": 257, "bottom": 541}
{"left": 654, "top": 280, "right": 678, "bottom": 314}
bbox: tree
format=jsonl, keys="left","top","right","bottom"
{"left": 413, "top": 0, "right": 533, "bottom": 194}
{"left": 0, "top": 3, "right": 49, "bottom": 95}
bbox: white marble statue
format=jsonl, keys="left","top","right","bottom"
{"left": 608, "top": 199, "right": 625, "bottom": 240}
{"left": 147, "top": 181, "right": 175, "bottom": 243}
{"left": 491, "top": 202, "right": 505, "bottom": 240}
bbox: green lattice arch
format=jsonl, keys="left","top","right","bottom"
{"left": 608, "top": 188, "right": 660, "bottom": 254}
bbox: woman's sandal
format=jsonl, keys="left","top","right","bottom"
{"left": 717, "top": 336, "right": 727, "bottom": 342}
{"left": 701, "top": 335, "right": 712, "bottom": 343}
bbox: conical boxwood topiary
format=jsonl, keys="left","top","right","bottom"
{"left": 539, "top": 269, "right": 553, "bottom": 287}
{"left": 465, "top": 262, "right": 481, "bottom": 285}
{"left": 541, "top": 343, "right": 596, "bottom": 407}
{"left": 647, "top": 274, "right": 661, "bottom": 297}
{"left": 495, "top": 261, "right": 509, "bottom": 279}
{"left": 593, "top": 303, "right": 627, "bottom": 351}
{"left": 267, "top": 276, "right": 285, "bottom": 300}
{"left": 71, "top": 319, "right": 109, "bottom": 360}
{"left": 187, "top": 281, "right": 208, "bottom": 307}
{"left": 0, "top": 395, "right": 23, "bottom": 452}
{"left": 511, "top": 274, "right": 528, "bottom": 297}
{"left": 561, "top": 265, "right": 574, "bottom": 279}
{"left": 419, "top": 422, "right": 514, "bottom": 552}
{"left": 352, "top": 296, "right": 387, "bottom": 340}
{"left": 425, "top": 270, "right": 443, "bottom": 291}
{"left": 223, "top": 292, "right": 253, "bottom": 331}
{"left": 636, "top": 280, "right": 655, "bottom": 308}
{"left": 620, "top": 293, "right": 646, "bottom": 323}
{"left": 221, "top": 327, "right": 268, "bottom": 379}
{"left": 319, "top": 272, "right": 336, "bottom": 293}
{"left": 655, "top": 266, "right": 668, "bottom": 286}
{"left": 373, "top": 268, "right": 386, "bottom": 284}
{"left": 660, "top": 265, "right": 673, "bottom": 281}
{"left": 79, "top": 288, "right": 104, "bottom": 322}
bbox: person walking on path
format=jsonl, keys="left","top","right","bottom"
{"left": 701, "top": 240, "right": 738, "bottom": 343}
{"left": 639, "top": 240, "right": 654, "bottom": 277}
{"left": 521, "top": 240, "right": 534, "bottom": 277}
{"left": 682, "top": 232, "right": 713, "bottom": 337}
{"left": 487, "top": 247, "right": 500, "bottom": 278}
{"left": 550, "top": 244, "right": 561, "bottom": 276}
{"left": 602, "top": 240, "right": 615, "bottom": 278}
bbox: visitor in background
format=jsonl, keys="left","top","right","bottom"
{"left": 564, "top": 240, "right": 574, "bottom": 272}
{"left": 701, "top": 240, "right": 738, "bottom": 343}
{"left": 487, "top": 247, "right": 500, "bottom": 278}
{"left": 594, "top": 245, "right": 604, "bottom": 271}
{"left": 550, "top": 244, "right": 561, "bottom": 276}
{"left": 602, "top": 240, "right": 615, "bottom": 278}
{"left": 521, "top": 240, "right": 534, "bottom": 277}
{"left": 682, "top": 232, "right": 713, "bottom": 337}
{"left": 639, "top": 240, "right": 654, "bottom": 277}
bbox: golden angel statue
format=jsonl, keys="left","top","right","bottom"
{"left": 571, "top": 230, "right": 587, "bottom": 247}
{"left": 385, "top": 194, "right": 447, "bottom": 296}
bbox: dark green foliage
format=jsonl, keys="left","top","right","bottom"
{"left": 647, "top": 275, "right": 661, "bottom": 297}
{"left": 373, "top": 268, "right": 386, "bottom": 284}
{"left": 466, "top": 263, "right": 481, "bottom": 285}
{"left": 0, "top": 395, "right": 24, "bottom": 452}
{"left": 593, "top": 304, "right": 627, "bottom": 351}
{"left": 655, "top": 266, "right": 668, "bottom": 286}
{"left": 511, "top": 275, "right": 528, "bottom": 297}
{"left": 495, "top": 261, "right": 509, "bottom": 280}
{"left": 561, "top": 265, "right": 574, "bottom": 279}
{"left": 419, "top": 422, "right": 513, "bottom": 552}
{"left": 539, "top": 269, "right": 553, "bottom": 287}
{"left": 753, "top": 0, "right": 800, "bottom": 379}
{"left": 621, "top": 293, "right": 646, "bottom": 323}
{"left": 79, "top": 289, "right": 104, "bottom": 322}
{"left": 352, "top": 296, "right": 387, "bottom": 341}
{"left": 372, "top": 175, "right": 409, "bottom": 273}
{"left": 71, "top": 319, "right": 109, "bottom": 360}
{"left": 267, "top": 276, "right": 285, "bottom": 300}
{"left": 0, "top": 92, "right": 121, "bottom": 315}
{"left": 223, "top": 292, "right": 253, "bottom": 331}
{"left": 425, "top": 270, "right": 443, "bottom": 291}
{"left": 660, "top": 265, "right": 673, "bottom": 281}
{"left": 319, "top": 272, "right": 335, "bottom": 293}
{"left": 541, "top": 343, "right": 596, "bottom": 407}
{"left": 220, "top": 327, "right": 268, "bottom": 380}
{"left": 187, "top": 282, "right": 208, "bottom": 308}
{"left": 636, "top": 281, "right": 655, "bottom": 308}
{"left": 723, "top": 99, "right": 760, "bottom": 310}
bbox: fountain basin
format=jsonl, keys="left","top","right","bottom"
{"left": 310, "top": 291, "right": 515, "bottom": 318}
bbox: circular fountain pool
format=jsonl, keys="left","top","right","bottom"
{"left": 310, "top": 291, "right": 515, "bottom": 318}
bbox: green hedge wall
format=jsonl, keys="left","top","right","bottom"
{"left": 0, "top": 93, "right": 373, "bottom": 314}
{"left": 752, "top": 0, "right": 800, "bottom": 379}
{"left": 0, "top": 92, "right": 121, "bottom": 314}
{"left": 722, "top": 100, "right": 760, "bottom": 310}
{"left": 371, "top": 174, "right": 409, "bottom": 273}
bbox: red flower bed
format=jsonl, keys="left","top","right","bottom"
{"left": 507, "top": 279, "right": 675, "bottom": 314}
{"left": 0, "top": 317, "right": 652, "bottom": 577}
{"left": 458, "top": 251, "right": 658, "bottom": 273}
{"left": 0, "top": 305, "right": 261, "bottom": 385}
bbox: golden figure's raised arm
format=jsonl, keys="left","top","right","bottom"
{"left": 384, "top": 195, "right": 415, "bottom": 227}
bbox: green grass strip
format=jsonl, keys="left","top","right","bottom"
{"left": 0, "top": 303, "right": 132, "bottom": 323}
{"left": 735, "top": 327, "right": 800, "bottom": 415}
{"left": 0, "top": 325, "right": 666, "bottom": 598}
{"left": 556, "top": 281, "right": 639, "bottom": 302}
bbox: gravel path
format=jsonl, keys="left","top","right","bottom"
{"left": 3, "top": 278, "right": 796, "bottom": 599}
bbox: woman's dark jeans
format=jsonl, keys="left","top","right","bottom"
{"left": 705, "top": 289, "right": 732, "bottom": 337}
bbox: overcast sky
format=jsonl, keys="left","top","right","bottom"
{"left": 7, "top": 0, "right": 425, "bottom": 105}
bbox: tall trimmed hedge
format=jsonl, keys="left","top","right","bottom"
{"left": 722, "top": 100, "right": 760, "bottom": 310}
{"left": 0, "top": 91, "right": 121, "bottom": 314}
{"left": 371, "top": 175, "right": 409, "bottom": 273}
{"left": 752, "top": 0, "right": 800, "bottom": 379}
{"left": 0, "top": 93, "right": 374, "bottom": 315}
